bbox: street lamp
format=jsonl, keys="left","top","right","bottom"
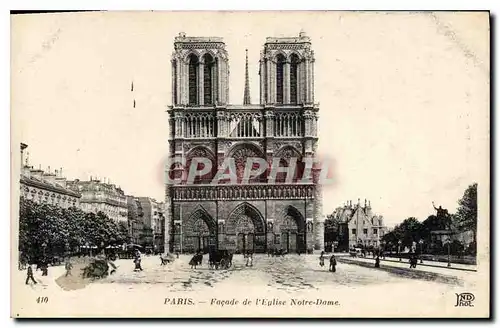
{"left": 445, "top": 237, "right": 451, "bottom": 268}
{"left": 419, "top": 239, "right": 424, "bottom": 264}
{"left": 65, "top": 241, "right": 70, "bottom": 257}
{"left": 398, "top": 240, "right": 402, "bottom": 261}
{"left": 85, "top": 242, "right": 91, "bottom": 257}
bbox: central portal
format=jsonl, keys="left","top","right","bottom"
{"left": 226, "top": 202, "right": 266, "bottom": 253}
{"left": 236, "top": 215, "right": 256, "bottom": 253}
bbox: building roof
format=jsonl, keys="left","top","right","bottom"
{"left": 20, "top": 174, "right": 81, "bottom": 198}
{"left": 329, "top": 201, "right": 386, "bottom": 227}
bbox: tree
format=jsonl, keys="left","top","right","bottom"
{"left": 19, "top": 197, "right": 128, "bottom": 262}
{"left": 117, "top": 221, "right": 131, "bottom": 244}
{"left": 456, "top": 183, "right": 477, "bottom": 246}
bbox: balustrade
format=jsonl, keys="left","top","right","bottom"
{"left": 172, "top": 184, "right": 314, "bottom": 201}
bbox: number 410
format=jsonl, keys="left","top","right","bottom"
{"left": 36, "top": 297, "right": 48, "bottom": 303}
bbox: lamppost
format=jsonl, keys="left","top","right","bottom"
{"left": 419, "top": 239, "right": 424, "bottom": 264}
{"left": 65, "top": 241, "right": 70, "bottom": 258}
{"left": 446, "top": 237, "right": 451, "bottom": 268}
{"left": 398, "top": 240, "right": 402, "bottom": 261}
{"left": 86, "top": 242, "right": 91, "bottom": 257}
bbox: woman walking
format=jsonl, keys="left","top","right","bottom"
{"left": 329, "top": 254, "right": 337, "bottom": 272}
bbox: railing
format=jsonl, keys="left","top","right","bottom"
{"left": 170, "top": 183, "right": 315, "bottom": 201}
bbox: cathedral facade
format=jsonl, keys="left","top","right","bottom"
{"left": 165, "top": 32, "right": 323, "bottom": 254}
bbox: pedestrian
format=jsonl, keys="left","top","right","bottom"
{"left": 65, "top": 259, "right": 73, "bottom": 277}
{"left": 134, "top": 250, "right": 143, "bottom": 271}
{"left": 25, "top": 265, "right": 37, "bottom": 285}
{"left": 245, "top": 251, "right": 253, "bottom": 267}
{"left": 319, "top": 251, "right": 325, "bottom": 268}
{"left": 375, "top": 255, "right": 380, "bottom": 268}
{"left": 409, "top": 254, "right": 417, "bottom": 268}
{"left": 329, "top": 254, "right": 337, "bottom": 273}
{"left": 40, "top": 260, "right": 48, "bottom": 276}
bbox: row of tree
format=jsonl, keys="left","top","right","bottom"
{"left": 381, "top": 183, "right": 477, "bottom": 255}
{"left": 19, "top": 197, "right": 131, "bottom": 262}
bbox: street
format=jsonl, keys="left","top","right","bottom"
{"left": 13, "top": 253, "right": 481, "bottom": 317}
{"left": 97, "top": 253, "right": 474, "bottom": 291}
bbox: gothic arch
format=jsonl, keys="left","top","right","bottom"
{"left": 275, "top": 145, "right": 302, "bottom": 159}
{"left": 188, "top": 53, "right": 199, "bottom": 105}
{"left": 226, "top": 202, "right": 266, "bottom": 235}
{"left": 202, "top": 53, "right": 216, "bottom": 105}
{"left": 287, "top": 51, "right": 303, "bottom": 62}
{"left": 185, "top": 146, "right": 216, "bottom": 184}
{"left": 184, "top": 206, "right": 217, "bottom": 236}
{"left": 279, "top": 205, "right": 306, "bottom": 232}
{"left": 227, "top": 142, "right": 266, "bottom": 182}
{"left": 289, "top": 53, "right": 300, "bottom": 104}
{"left": 198, "top": 49, "right": 217, "bottom": 61}
{"left": 274, "top": 51, "right": 288, "bottom": 62}
{"left": 276, "top": 53, "right": 286, "bottom": 104}
{"left": 275, "top": 145, "right": 304, "bottom": 183}
{"left": 227, "top": 142, "right": 264, "bottom": 158}
{"left": 186, "top": 145, "right": 216, "bottom": 161}
{"left": 183, "top": 50, "right": 201, "bottom": 63}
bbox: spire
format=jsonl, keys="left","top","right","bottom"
{"left": 243, "top": 49, "right": 251, "bottom": 105}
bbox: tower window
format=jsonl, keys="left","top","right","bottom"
{"left": 276, "top": 54, "right": 285, "bottom": 104}
{"left": 203, "top": 54, "right": 215, "bottom": 105}
{"left": 172, "top": 59, "right": 178, "bottom": 105}
{"left": 188, "top": 54, "right": 199, "bottom": 106}
{"left": 290, "top": 54, "right": 299, "bottom": 104}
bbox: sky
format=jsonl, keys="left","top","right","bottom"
{"left": 11, "top": 11, "right": 489, "bottom": 227}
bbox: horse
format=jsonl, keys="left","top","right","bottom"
{"left": 189, "top": 253, "right": 203, "bottom": 269}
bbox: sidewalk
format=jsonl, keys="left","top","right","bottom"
{"left": 337, "top": 256, "right": 476, "bottom": 282}
{"left": 380, "top": 256, "right": 476, "bottom": 271}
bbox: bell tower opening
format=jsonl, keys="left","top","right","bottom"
{"left": 290, "top": 54, "right": 299, "bottom": 104}
{"left": 188, "top": 54, "right": 199, "bottom": 106}
{"left": 276, "top": 54, "right": 285, "bottom": 104}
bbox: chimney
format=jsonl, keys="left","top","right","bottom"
{"left": 30, "top": 165, "right": 44, "bottom": 180}
{"left": 43, "top": 167, "right": 56, "bottom": 184}
{"left": 55, "top": 169, "right": 67, "bottom": 188}
{"left": 20, "top": 143, "right": 28, "bottom": 170}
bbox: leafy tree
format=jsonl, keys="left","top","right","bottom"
{"left": 19, "top": 197, "right": 128, "bottom": 262}
{"left": 456, "top": 183, "right": 477, "bottom": 245}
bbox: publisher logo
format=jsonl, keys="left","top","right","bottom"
{"left": 455, "top": 293, "right": 475, "bottom": 307}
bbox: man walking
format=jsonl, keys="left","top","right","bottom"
{"left": 65, "top": 259, "right": 73, "bottom": 277}
{"left": 25, "top": 265, "right": 37, "bottom": 285}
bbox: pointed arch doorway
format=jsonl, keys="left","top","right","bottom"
{"left": 226, "top": 202, "right": 266, "bottom": 253}
{"left": 278, "top": 206, "right": 306, "bottom": 253}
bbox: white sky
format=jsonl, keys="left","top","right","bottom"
{"left": 11, "top": 11, "right": 489, "bottom": 227}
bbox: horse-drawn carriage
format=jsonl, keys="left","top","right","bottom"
{"left": 208, "top": 249, "right": 233, "bottom": 270}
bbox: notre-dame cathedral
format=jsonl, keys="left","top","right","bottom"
{"left": 165, "top": 31, "right": 323, "bottom": 254}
